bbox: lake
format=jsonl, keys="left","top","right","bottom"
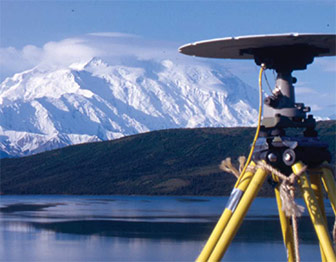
{"left": 0, "top": 195, "right": 333, "bottom": 261}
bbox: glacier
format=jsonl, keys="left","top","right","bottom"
{"left": 0, "top": 57, "right": 259, "bottom": 158}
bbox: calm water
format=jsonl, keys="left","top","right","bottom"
{"left": 0, "top": 195, "right": 333, "bottom": 261}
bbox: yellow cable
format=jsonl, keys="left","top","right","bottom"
{"left": 235, "top": 63, "right": 265, "bottom": 186}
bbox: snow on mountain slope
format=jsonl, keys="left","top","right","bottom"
{"left": 0, "top": 57, "right": 259, "bottom": 157}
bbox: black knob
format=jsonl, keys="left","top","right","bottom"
{"left": 264, "top": 96, "right": 279, "bottom": 108}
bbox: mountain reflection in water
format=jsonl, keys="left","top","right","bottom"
{"left": 1, "top": 195, "right": 333, "bottom": 261}
{"left": 6, "top": 215, "right": 332, "bottom": 242}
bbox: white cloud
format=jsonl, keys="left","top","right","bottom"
{"left": 87, "top": 32, "right": 138, "bottom": 38}
{"left": 22, "top": 45, "right": 42, "bottom": 61}
{"left": 0, "top": 32, "right": 184, "bottom": 81}
{"left": 41, "top": 38, "right": 100, "bottom": 68}
{"left": 0, "top": 46, "right": 41, "bottom": 74}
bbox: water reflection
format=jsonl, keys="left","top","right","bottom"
{"left": 3, "top": 215, "right": 330, "bottom": 242}
{"left": 0, "top": 203, "right": 62, "bottom": 213}
{"left": 0, "top": 195, "right": 332, "bottom": 261}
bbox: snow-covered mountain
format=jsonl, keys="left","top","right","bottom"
{"left": 0, "top": 57, "right": 259, "bottom": 158}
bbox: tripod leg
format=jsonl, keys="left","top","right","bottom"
{"left": 309, "top": 169, "right": 328, "bottom": 262}
{"left": 292, "top": 162, "right": 336, "bottom": 261}
{"left": 320, "top": 164, "right": 336, "bottom": 215}
{"left": 196, "top": 162, "right": 256, "bottom": 262}
{"left": 272, "top": 174, "right": 295, "bottom": 262}
{"left": 208, "top": 166, "right": 268, "bottom": 262}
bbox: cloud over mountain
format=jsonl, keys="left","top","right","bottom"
{"left": 0, "top": 41, "right": 259, "bottom": 157}
{"left": 0, "top": 32, "right": 184, "bottom": 81}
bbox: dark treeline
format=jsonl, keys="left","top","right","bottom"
{"left": 1, "top": 121, "right": 335, "bottom": 196}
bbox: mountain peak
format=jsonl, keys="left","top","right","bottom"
{"left": 68, "top": 57, "right": 110, "bottom": 72}
{"left": 0, "top": 58, "right": 259, "bottom": 158}
{"left": 84, "top": 57, "right": 107, "bottom": 68}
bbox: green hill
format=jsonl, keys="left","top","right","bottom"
{"left": 1, "top": 121, "right": 335, "bottom": 196}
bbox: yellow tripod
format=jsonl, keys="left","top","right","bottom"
{"left": 195, "top": 64, "right": 336, "bottom": 261}
{"left": 196, "top": 161, "right": 336, "bottom": 261}
{"left": 178, "top": 33, "right": 336, "bottom": 261}
{"left": 194, "top": 66, "right": 336, "bottom": 261}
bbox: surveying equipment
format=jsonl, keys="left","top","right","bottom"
{"left": 179, "top": 33, "right": 336, "bottom": 261}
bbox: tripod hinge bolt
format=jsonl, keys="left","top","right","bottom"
{"left": 267, "top": 153, "right": 278, "bottom": 162}
{"left": 295, "top": 103, "right": 304, "bottom": 110}
{"left": 284, "top": 153, "right": 292, "bottom": 162}
{"left": 283, "top": 149, "right": 296, "bottom": 166}
{"left": 264, "top": 96, "right": 279, "bottom": 108}
{"left": 303, "top": 106, "right": 311, "bottom": 113}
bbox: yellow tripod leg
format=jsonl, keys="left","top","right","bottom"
{"left": 309, "top": 169, "right": 328, "bottom": 262}
{"left": 196, "top": 162, "right": 256, "bottom": 262}
{"left": 208, "top": 166, "right": 268, "bottom": 262}
{"left": 272, "top": 174, "right": 295, "bottom": 262}
{"left": 292, "top": 162, "right": 336, "bottom": 261}
{"left": 320, "top": 164, "right": 336, "bottom": 215}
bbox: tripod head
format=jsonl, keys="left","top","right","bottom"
{"left": 179, "top": 33, "right": 336, "bottom": 135}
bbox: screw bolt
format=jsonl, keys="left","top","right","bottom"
{"left": 283, "top": 149, "right": 296, "bottom": 166}
{"left": 284, "top": 153, "right": 292, "bottom": 162}
{"left": 268, "top": 153, "right": 277, "bottom": 162}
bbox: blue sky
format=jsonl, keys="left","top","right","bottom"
{"left": 1, "top": 0, "right": 335, "bottom": 117}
